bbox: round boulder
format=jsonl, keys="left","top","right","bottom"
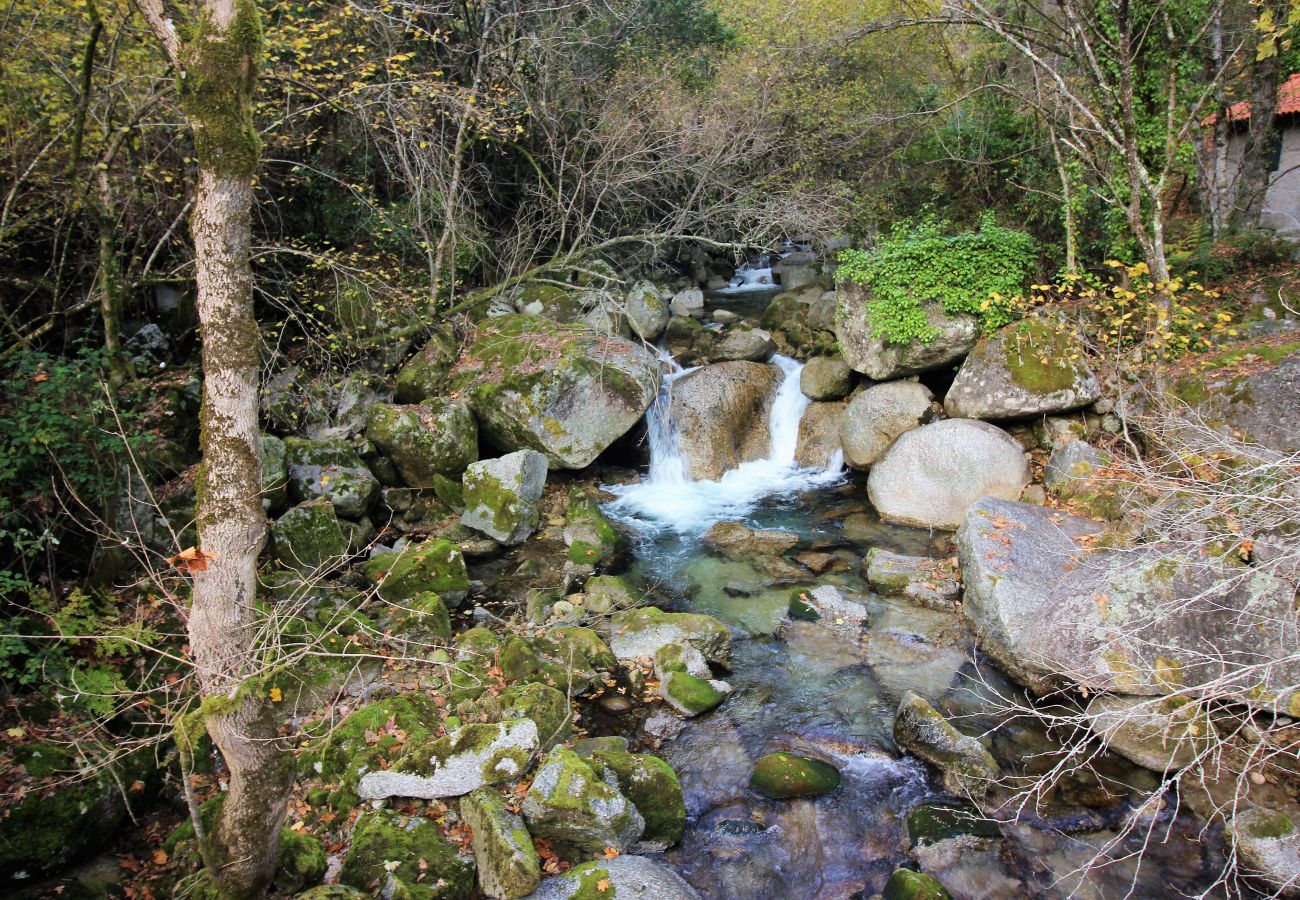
{"left": 840, "top": 381, "right": 934, "bottom": 469}
{"left": 944, "top": 321, "right": 1100, "bottom": 419}
{"left": 866, "top": 419, "right": 1028, "bottom": 528}
{"left": 800, "top": 356, "right": 853, "bottom": 400}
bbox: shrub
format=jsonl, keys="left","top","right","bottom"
{"left": 837, "top": 214, "right": 1037, "bottom": 345}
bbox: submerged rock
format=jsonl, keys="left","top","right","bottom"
{"left": 358, "top": 719, "right": 539, "bottom": 801}
{"left": 702, "top": 521, "right": 798, "bottom": 558}
{"left": 449, "top": 315, "right": 659, "bottom": 469}
{"left": 867, "top": 419, "right": 1029, "bottom": 528}
{"left": 670, "top": 361, "right": 782, "bottom": 480}
{"left": 522, "top": 748, "right": 645, "bottom": 859}
{"left": 749, "top": 752, "right": 842, "bottom": 799}
{"left": 340, "top": 809, "right": 473, "bottom": 899}
{"left": 894, "top": 692, "right": 999, "bottom": 797}
{"left": 836, "top": 285, "right": 979, "bottom": 380}
{"left": 462, "top": 787, "right": 542, "bottom": 899}
{"left": 460, "top": 450, "right": 548, "bottom": 545}
{"left": 525, "top": 855, "right": 701, "bottom": 900}
{"left": 840, "top": 380, "right": 935, "bottom": 469}
{"left": 944, "top": 321, "right": 1100, "bottom": 419}
{"left": 883, "top": 869, "right": 952, "bottom": 900}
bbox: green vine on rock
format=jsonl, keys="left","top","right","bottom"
{"left": 838, "top": 214, "right": 1036, "bottom": 346}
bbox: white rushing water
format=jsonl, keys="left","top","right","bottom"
{"left": 605, "top": 352, "right": 844, "bottom": 534}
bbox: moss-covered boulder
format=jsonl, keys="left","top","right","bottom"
{"left": 460, "top": 450, "right": 548, "bottom": 545}
{"left": 272, "top": 499, "right": 349, "bottom": 574}
{"left": 274, "top": 828, "right": 328, "bottom": 894}
{"left": 625, "top": 280, "right": 669, "bottom": 342}
{"left": 379, "top": 590, "right": 452, "bottom": 652}
{"left": 298, "top": 692, "right": 442, "bottom": 813}
{"left": 894, "top": 692, "right": 999, "bottom": 797}
{"left": 262, "top": 434, "right": 289, "bottom": 513}
{"left": 340, "top": 809, "right": 473, "bottom": 900}
{"left": 294, "top": 887, "right": 367, "bottom": 899}
{"left": 358, "top": 719, "right": 539, "bottom": 800}
{"left": 563, "top": 489, "right": 628, "bottom": 571}
{"left": 584, "top": 749, "right": 686, "bottom": 848}
{"left": 580, "top": 575, "right": 636, "bottom": 615}
{"left": 395, "top": 328, "right": 459, "bottom": 403}
{"left": 500, "top": 682, "right": 571, "bottom": 749}
{"left": 497, "top": 630, "right": 611, "bottom": 697}
{"left": 447, "top": 315, "right": 659, "bottom": 469}
{"left": 883, "top": 869, "right": 952, "bottom": 900}
{"left": 366, "top": 400, "right": 478, "bottom": 488}
{"left": 608, "top": 606, "right": 731, "bottom": 667}
{"left": 654, "top": 642, "right": 732, "bottom": 717}
{"left": 944, "top": 321, "right": 1100, "bottom": 420}
{"left": 460, "top": 788, "right": 541, "bottom": 899}
{"left": 525, "top": 856, "right": 701, "bottom": 900}
{"left": 1165, "top": 343, "right": 1300, "bottom": 453}
{"left": 521, "top": 747, "right": 644, "bottom": 859}
{"left": 1043, "top": 439, "right": 1112, "bottom": 500}
{"left": 0, "top": 745, "right": 152, "bottom": 880}
{"left": 749, "top": 752, "right": 841, "bottom": 799}
{"left": 363, "top": 538, "right": 469, "bottom": 606}
{"left": 285, "top": 437, "right": 379, "bottom": 519}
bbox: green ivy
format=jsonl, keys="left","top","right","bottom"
{"left": 838, "top": 214, "right": 1037, "bottom": 345}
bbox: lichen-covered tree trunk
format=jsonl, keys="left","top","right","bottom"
{"left": 133, "top": 0, "right": 290, "bottom": 895}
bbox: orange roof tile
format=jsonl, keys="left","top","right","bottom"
{"left": 1203, "top": 72, "right": 1300, "bottom": 125}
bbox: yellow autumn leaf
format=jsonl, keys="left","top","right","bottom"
{"left": 269, "top": 687, "right": 283, "bottom": 702}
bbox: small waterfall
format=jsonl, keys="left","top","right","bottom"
{"left": 606, "top": 351, "right": 844, "bottom": 534}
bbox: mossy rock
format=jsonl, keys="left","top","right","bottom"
{"left": 380, "top": 591, "right": 452, "bottom": 650}
{"left": 521, "top": 747, "right": 644, "bottom": 860}
{"left": 894, "top": 692, "right": 999, "bottom": 797}
{"left": 272, "top": 499, "right": 349, "bottom": 574}
{"left": 395, "top": 328, "right": 459, "bottom": 403}
{"left": 581, "top": 575, "right": 636, "bottom": 615}
{"left": 460, "top": 450, "right": 548, "bottom": 546}
{"left": 364, "top": 538, "right": 469, "bottom": 606}
{"left": 883, "top": 869, "right": 952, "bottom": 900}
{"left": 906, "top": 803, "right": 1002, "bottom": 846}
{"left": 460, "top": 787, "right": 541, "bottom": 899}
{"left": 500, "top": 682, "right": 571, "bottom": 749}
{"left": 0, "top": 745, "right": 153, "bottom": 880}
{"left": 366, "top": 400, "right": 478, "bottom": 488}
{"left": 273, "top": 828, "right": 328, "bottom": 894}
{"left": 358, "top": 720, "right": 539, "bottom": 801}
{"left": 661, "top": 670, "right": 728, "bottom": 716}
{"left": 607, "top": 606, "right": 731, "bottom": 666}
{"left": 788, "top": 592, "right": 820, "bottom": 621}
{"left": 945, "top": 320, "right": 1100, "bottom": 419}
{"left": 749, "top": 752, "right": 841, "bottom": 799}
{"left": 294, "top": 887, "right": 368, "bottom": 899}
{"left": 284, "top": 437, "right": 380, "bottom": 519}
{"left": 563, "top": 489, "right": 628, "bottom": 570}
{"left": 496, "top": 629, "right": 613, "bottom": 698}
{"left": 298, "top": 692, "right": 442, "bottom": 813}
{"left": 340, "top": 809, "right": 473, "bottom": 899}
{"left": 586, "top": 749, "right": 686, "bottom": 848}
{"left": 262, "top": 433, "right": 289, "bottom": 513}
{"left": 446, "top": 315, "right": 659, "bottom": 470}
{"left": 432, "top": 473, "right": 465, "bottom": 511}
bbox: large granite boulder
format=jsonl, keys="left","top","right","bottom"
{"left": 670, "top": 361, "right": 781, "bottom": 480}
{"left": 284, "top": 437, "right": 379, "bottom": 519}
{"left": 840, "top": 380, "right": 934, "bottom": 469}
{"left": 462, "top": 788, "right": 542, "bottom": 899}
{"left": 460, "top": 450, "right": 548, "bottom": 545}
{"left": 800, "top": 356, "right": 853, "bottom": 400}
{"left": 366, "top": 399, "right": 478, "bottom": 488}
{"left": 449, "top": 316, "right": 659, "bottom": 469}
{"left": 795, "top": 401, "right": 846, "bottom": 468}
{"left": 836, "top": 283, "right": 979, "bottom": 379}
{"left": 944, "top": 321, "right": 1101, "bottom": 419}
{"left": 867, "top": 420, "right": 1029, "bottom": 527}
{"left": 522, "top": 748, "right": 644, "bottom": 859}
{"left": 957, "top": 497, "right": 1300, "bottom": 711}
{"left": 710, "top": 325, "right": 775, "bottom": 362}
{"left": 894, "top": 692, "right": 999, "bottom": 797}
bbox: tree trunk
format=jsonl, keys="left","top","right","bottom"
{"left": 134, "top": 1, "right": 290, "bottom": 895}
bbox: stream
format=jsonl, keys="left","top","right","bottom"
{"left": 597, "top": 299, "right": 1232, "bottom": 898}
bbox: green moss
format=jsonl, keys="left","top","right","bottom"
{"left": 588, "top": 750, "right": 685, "bottom": 846}
{"left": 1246, "top": 809, "right": 1295, "bottom": 840}
{"left": 273, "top": 827, "right": 326, "bottom": 894}
{"left": 788, "top": 591, "right": 820, "bottom": 621}
{"left": 500, "top": 682, "right": 571, "bottom": 749}
{"left": 906, "top": 803, "right": 1001, "bottom": 846}
{"left": 15, "top": 742, "right": 74, "bottom": 779}
{"left": 663, "top": 671, "right": 726, "bottom": 715}
{"left": 883, "top": 869, "right": 952, "bottom": 900}
{"left": 432, "top": 473, "right": 465, "bottom": 510}
{"left": 363, "top": 538, "right": 469, "bottom": 604}
{"left": 181, "top": 0, "right": 263, "bottom": 180}
{"left": 566, "top": 862, "right": 614, "bottom": 900}
{"left": 1003, "top": 321, "right": 1084, "bottom": 395}
{"left": 568, "top": 539, "right": 602, "bottom": 565}
{"left": 340, "top": 809, "right": 473, "bottom": 899}
{"left": 749, "top": 752, "right": 841, "bottom": 799}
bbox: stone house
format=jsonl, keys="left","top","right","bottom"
{"left": 1207, "top": 72, "right": 1300, "bottom": 238}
